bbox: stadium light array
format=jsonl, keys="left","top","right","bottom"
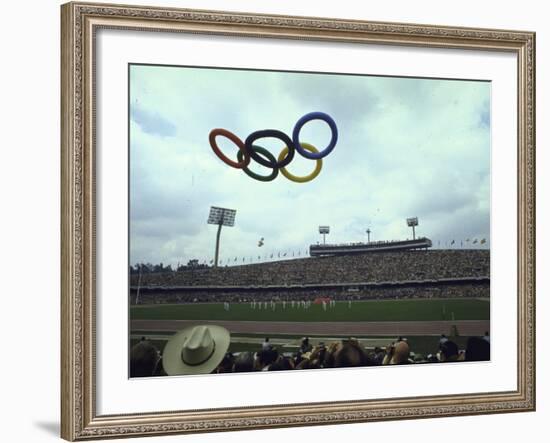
{"left": 319, "top": 225, "right": 330, "bottom": 245}
{"left": 406, "top": 217, "right": 419, "bottom": 240}
{"left": 366, "top": 228, "right": 371, "bottom": 243}
{"left": 208, "top": 206, "right": 237, "bottom": 267}
{"left": 207, "top": 206, "right": 236, "bottom": 227}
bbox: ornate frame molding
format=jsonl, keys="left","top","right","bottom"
{"left": 61, "top": 2, "right": 535, "bottom": 440}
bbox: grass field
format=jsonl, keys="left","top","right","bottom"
{"left": 130, "top": 298, "right": 489, "bottom": 322}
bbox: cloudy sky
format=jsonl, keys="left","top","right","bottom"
{"left": 129, "top": 64, "right": 490, "bottom": 267}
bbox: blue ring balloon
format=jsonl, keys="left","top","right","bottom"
{"left": 292, "top": 112, "right": 338, "bottom": 160}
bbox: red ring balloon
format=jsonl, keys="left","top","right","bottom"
{"left": 209, "top": 128, "right": 250, "bottom": 169}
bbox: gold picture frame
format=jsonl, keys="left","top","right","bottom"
{"left": 61, "top": 2, "right": 536, "bottom": 440}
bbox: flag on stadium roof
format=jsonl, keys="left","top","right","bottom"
{"left": 473, "top": 239, "right": 478, "bottom": 244}
{"left": 451, "top": 240, "right": 455, "bottom": 245}
{"left": 481, "top": 238, "right": 486, "bottom": 244}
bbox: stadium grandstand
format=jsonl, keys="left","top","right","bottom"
{"left": 309, "top": 237, "right": 432, "bottom": 256}
{"left": 130, "top": 249, "right": 489, "bottom": 304}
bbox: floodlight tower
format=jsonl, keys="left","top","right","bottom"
{"left": 319, "top": 226, "right": 330, "bottom": 245}
{"left": 406, "top": 217, "right": 419, "bottom": 240}
{"left": 208, "top": 206, "right": 237, "bottom": 267}
{"left": 366, "top": 228, "right": 371, "bottom": 243}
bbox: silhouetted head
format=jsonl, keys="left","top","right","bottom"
{"left": 333, "top": 341, "right": 367, "bottom": 367}
{"left": 233, "top": 351, "right": 255, "bottom": 372}
{"left": 130, "top": 340, "right": 160, "bottom": 377}
{"left": 439, "top": 340, "right": 459, "bottom": 362}
{"left": 465, "top": 337, "right": 490, "bottom": 361}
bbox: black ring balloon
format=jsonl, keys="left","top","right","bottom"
{"left": 244, "top": 129, "right": 295, "bottom": 169}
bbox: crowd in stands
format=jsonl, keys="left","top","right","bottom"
{"left": 130, "top": 326, "right": 491, "bottom": 377}
{"left": 130, "top": 282, "right": 489, "bottom": 304}
{"left": 130, "top": 250, "right": 489, "bottom": 289}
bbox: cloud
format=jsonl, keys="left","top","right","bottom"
{"left": 479, "top": 101, "right": 490, "bottom": 129}
{"left": 130, "top": 103, "right": 177, "bottom": 137}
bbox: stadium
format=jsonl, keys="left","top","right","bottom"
{"left": 129, "top": 238, "right": 490, "bottom": 376}
{"left": 128, "top": 70, "right": 492, "bottom": 377}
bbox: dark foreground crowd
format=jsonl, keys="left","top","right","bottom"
{"left": 130, "top": 325, "right": 491, "bottom": 377}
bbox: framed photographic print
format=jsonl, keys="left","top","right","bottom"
{"left": 61, "top": 1, "right": 536, "bottom": 440}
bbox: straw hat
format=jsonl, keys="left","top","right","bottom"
{"left": 162, "top": 325, "right": 230, "bottom": 375}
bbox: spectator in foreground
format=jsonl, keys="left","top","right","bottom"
{"left": 262, "top": 337, "right": 271, "bottom": 350}
{"left": 295, "top": 342, "right": 328, "bottom": 369}
{"left": 130, "top": 338, "right": 161, "bottom": 377}
{"left": 216, "top": 352, "right": 235, "bottom": 373}
{"left": 258, "top": 346, "right": 279, "bottom": 369}
{"left": 300, "top": 337, "right": 313, "bottom": 354}
{"left": 317, "top": 342, "right": 327, "bottom": 366}
{"left": 233, "top": 351, "right": 256, "bottom": 372}
{"left": 382, "top": 340, "right": 410, "bottom": 365}
{"left": 162, "top": 325, "right": 230, "bottom": 375}
{"left": 268, "top": 356, "right": 295, "bottom": 371}
{"left": 465, "top": 336, "right": 491, "bottom": 361}
{"left": 332, "top": 339, "right": 369, "bottom": 367}
{"left": 369, "top": 346, "right": 386, "bottom": 365}
{"left": 438, "top": 340, "right": 459, "bottom": 362}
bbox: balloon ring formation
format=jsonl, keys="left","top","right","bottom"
{"left": 208, "top": 112, "right": 338, "bottom": 183}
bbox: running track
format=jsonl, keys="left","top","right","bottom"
{"left": 131, "top": 319, "right": 490, "bottom": 336}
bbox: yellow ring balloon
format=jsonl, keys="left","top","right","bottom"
{"left": 277, "top": 142, "right": 323, "bottom": 183}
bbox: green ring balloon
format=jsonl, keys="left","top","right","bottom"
{"left": 237, "top": 145, "right": 279, "bottom": 182}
